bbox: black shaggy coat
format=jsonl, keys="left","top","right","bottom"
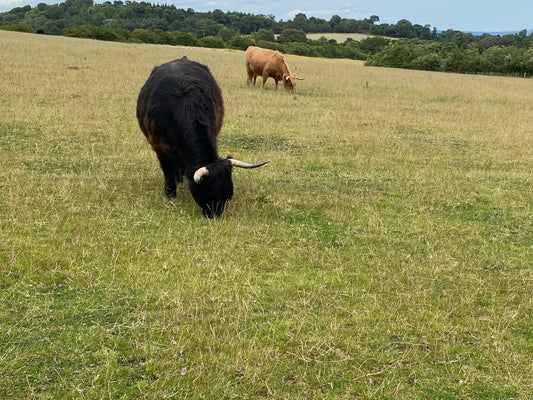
{"left": 136, "top": 57, "right": 234, "bottom": 218}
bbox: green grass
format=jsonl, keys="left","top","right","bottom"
{"left": 1, "top": 30, "right": 532, "bottom": 399}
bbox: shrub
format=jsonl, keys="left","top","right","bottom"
{"left": 218, "top": 27, "right": 237, "bottom": 42}
{"left": 63, "top": 25, "right": 125, "bottom": 42}
{"left": 199, "top": 36, "right": 225, "bottom": 48}
{"left": 254, "top": 40, "right": 281, "bottom": 51}
{"left": 168, "top": 31, "right": 198, "bottom": 47}
{"left": 443, "top": 48, "right": 481, "bottom": 73}
{"left": 339, "top": 45, "right": 367, "bottom": 60}
{"left": 131, "top": 28, "right": 158, "bottom": 43}
{"left": 227, "top": 35, "right": 254, "bottom": 51}
{"left": 0, "top": 23, "right": 34, "bottom": 33}
{"left": 366, "top": 41, "right": 417, "bottom": 68}
{"left": 253, "top": 29, "right": 275, "bottom": 42}
{"left": 411, "top": 53, "right": 443, "bottom": 71}
{"left": 359, "top": 36, "right": 391, "bottom": 55}
{"left": 278, "top": 28, "right": 307, "bottom": 43}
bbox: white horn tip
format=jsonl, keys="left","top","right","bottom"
{"left": 231, "top": 159, "right": 270, "bottom": 168}
{"left": 193, "top": 167, "right": 209, "bottom": 183}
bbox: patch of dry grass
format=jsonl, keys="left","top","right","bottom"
{"left": 306, "top": 32, "right": 378, "bottom": 42}
{"left": 1, "top": 30, "right": 532, "bottom": 399}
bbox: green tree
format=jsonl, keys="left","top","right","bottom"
{"left": 315, "top": 36, "right": 327, "bottom": 46}
{"left": 359, "top": 36, "right": 391, "bottom": 55}
{"left": 366, "top": 41, "right": 417, "bottom": 68}
{"left": 183, "top": 17, "right": 222, "bottom": 38}
{"left": 444, "top": 48, "right": 481, "bottom": 73}
{"left": 0, "top": 23, "right": 34, "bottom": 32}
{"left": 307, "top": 16, "right": 330, "bottom": 33}
{"left": 278, "top": 28, "right": 307, "bottom": 43}
{"left": 237, "top": 14, "right": 263, "bottom": 34}
{"left": 253, "top": 28, "right": 275, "bottom": 42}
{"left": 337, "top": 19, "right": 358, "bottom": 33}
{"left": 45, "top": 5, "right": 64, "bottom": 19}
{"left": 218, "top": 26, "right": 236, "bottom": 42}
{"left": 210, "top": 9, "right": 227, "bottom": 25}
{"left": 42, "top": 19, "right": 65, "bottom": 34}
{"left": 453, "top": 31, "right": 468, "bottom": 49}
{"left": 227, "top": 35, "right": 254, "bottom": 50}
{"left": 167, "top": 31, "right": 198, "bottom": 46}
{"left": 411, "top": 53, "right": 443, "bottom": 71}
{"left": 292, "top": 13, "right": 307, "bottom": 30}
{"left": 199, "top": 35, "right": 224, "bottom": 48}
{"left": 131, "top": 28, "right": 157, "bottom": 43}
{"left": 395, "top": 19, "right": 415, "bottom": 38}
{"left": 329, "top": 15, "right": 341, "bottom": 31}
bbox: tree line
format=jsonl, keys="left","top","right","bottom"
{"left": 1, "top": 0, "right": 532, "bottom": 76}
{"left": 366, "top": 30, "right": 533, "bottom": 76}
{"left": 0, "top": 0, "right": 437, "bottom": 38}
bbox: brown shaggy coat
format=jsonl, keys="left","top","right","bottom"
{"left": 245, "top": 46, "right": 298, "bottom": 91}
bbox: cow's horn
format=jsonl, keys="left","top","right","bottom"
{"left": 296, "top": 76, "right": 305, "bottom": 80}
{"left": 193, "top": 166, "right": 209, "bottom": 183}
{"left": 231, "top": 159, "right": 269, "bottom": 169}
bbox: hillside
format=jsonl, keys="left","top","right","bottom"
{"left": 1, "top": 30, "right": 532, "bottom": 399}
{"left": 2, "top": 1, "right": 533, "bottom": 74}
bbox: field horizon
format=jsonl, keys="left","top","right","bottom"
{"left": 1, "top": 30, "right": 532, "bottom": 399}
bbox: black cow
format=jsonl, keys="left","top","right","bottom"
{"left": 136, "top": 57, "right": 268, "bottom": 218}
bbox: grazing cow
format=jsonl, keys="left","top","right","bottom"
{"left": 137, "top": 57, "right": 268, "bottom": 218}
{"left": 245, "top": 46, "right": 303, "bottom": 91}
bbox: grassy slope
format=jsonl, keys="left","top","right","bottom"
{"left": 306, "top": 32, "right": 377, "bottom": 42}
{"left": 1, "top": 30, "right": 532, "bottom": 399}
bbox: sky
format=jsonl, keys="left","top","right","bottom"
{"left": 1, "top": 0, "right": 532, "bottom": 33}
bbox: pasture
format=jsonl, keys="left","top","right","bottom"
{"left": 1, "top": 30, "right": 532, "bottom": 399}
{"left": 306, "top": 32, "right": 377, "bottom": 42}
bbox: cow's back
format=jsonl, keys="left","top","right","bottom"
{"left": 245, "top": 46, "right": 291, "bottom": 83}
{"left": 136, "top": 57, "right": 223, "bottom": 157}
{"left": 245, "top": 46, "right": 277, "bottom": 75}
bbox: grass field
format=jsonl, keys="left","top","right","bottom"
{"left": 1, "top": 30, "right": 532, "bottom": 399}
{"left": 306, "top": 32, "right": 377, "bottom": 42}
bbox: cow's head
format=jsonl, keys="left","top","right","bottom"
{"left": 190, "top": 158, "right": 268, "bottom": 218}
{"left": 283, "top": 74, "right": 304, "bottom": 92}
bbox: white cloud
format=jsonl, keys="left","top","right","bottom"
{"left": 283, "top": 9, "right": 302, "bottom": 18}
{"left": 341, "top": 8, "right": 364, "bottom": 19}
{"left": 0, "top": 0, "right": 26, "bottom": 8}
{"left": 206, "top": 1, "right": 225, "bottom": 7}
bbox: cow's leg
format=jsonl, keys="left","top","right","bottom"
{"left": 176, "top": 159, "right": 185, "bottom": 185}
{"left": 156, "top": 152, "right": 179, "bottom": 198}
{"left": 261, "top": 75, "right": 268, "bottom": 88}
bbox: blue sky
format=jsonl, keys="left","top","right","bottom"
{"left": 1, "top": 0, "right": 531, "bottom": 33}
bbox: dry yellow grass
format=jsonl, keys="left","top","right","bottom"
{"left": 306, "top": 32, "right": 377, "bottom": 42}
{"left": 1, "top": 30, "right": 532, "bottom": 399}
